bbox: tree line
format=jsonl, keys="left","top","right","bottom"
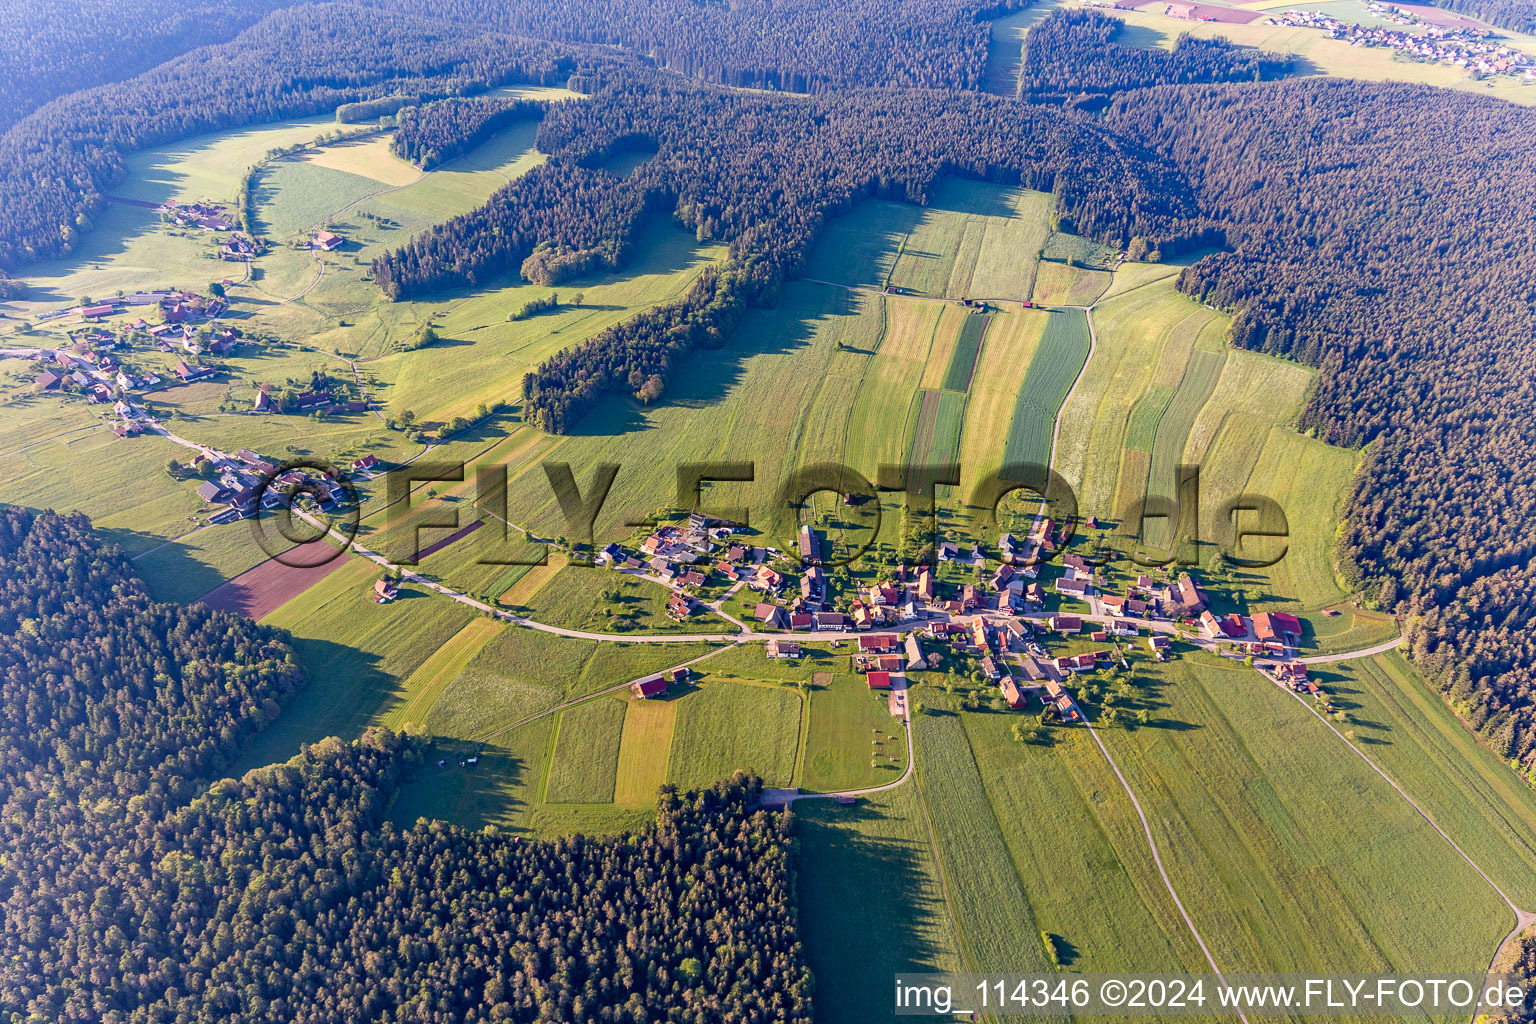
{"left": 0, "top": 507, "right": 812, "bottom": 1021}
{"left": 393, "top": 95, "right": 551, "bottom": 169}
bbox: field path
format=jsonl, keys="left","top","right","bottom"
{"left": 1086, "top": 722, "right": 1252, "bottom": 1024}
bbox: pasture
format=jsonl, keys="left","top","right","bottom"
{"left": 665, "top": 681, "right": 803, "bottom": 791}
{"left": 543, "top": 697, "right": 629, "bottom": 803}
{"left": 613, "top": 698, "right": 678, "bottom": 805}
{"left": 1031, "top": 259, "right": 1111, "bottom": 306}
{"left": 801, "top": 674, "right": 908, "bottom": 793}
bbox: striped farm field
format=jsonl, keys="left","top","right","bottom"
{"left": 613, "top": 698, "right": 678, "bottom": 805}
{"left": 916, "top": 303, "right": 970, "bottom": 391}
{"left": 957, "top": 306, "right": 1047, "bottom": 489}
{"left": 666, "top": 682, "right": 802, "bottom": 791}
{"left": 939, "top": 311, "right": 990, "bottom": 392}
{"left": 544, "top": 697, "right": 628, "bottom": 803}
{"left": 1122, "top": 385, "right": 1175, "bottom": 453}
{"left": 905, "top": 388, "right": 968, "bottom": 494}
{"left": 999, "top": 307, "right": 1091, "bottom": 476}
{"left": 1138, "top": 345, "right": 1226, "bottom": 550}
{"left": 381, "top": 616, "right": 504, "bottom": 732}
{"left": 1031, "top": 259, "right": 1111, "bottom": 306}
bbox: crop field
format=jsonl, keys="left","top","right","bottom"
{"left": 801, "top": 675, "right": 908, "bottom": 792}
{"left": 198, "top": 542, "right": 356, "bottom": 620}
{"left": 887, "top": 180, "right": 1055, "bottom": 301}
{"left": 423, "top": 628, "right": 724, "bottom": 742}
{"left": 794, "top": 785, "right": 965, "bottom": 1022}
{"left": 613, "top": 698, "right": 679, "bottom": 805}
{"left": 999, "top": 307, "right": 1091, "bottom": 476}
{"left": 938, "top": 312, "right": 990, "bottom": 392}
{"left": 905, "top": 388, "right": 968, "bottom": 495}
{"left": 961, "top": 714, "right": 1202, "bottom": 975}
{"left": 955, "top": 305, "right": 1047, "bottom": 490}
{"left": 297, "top": 133, "right": 420, "bottom": 186}
{"left": 1031, "top": 259, "right": 1111, "bottom": 306}
{"left": 1137, "top": 343, "right": 1226, "bottom": 550}
{"left": 1096, "top": 657, "right": 1509, "bottom": 976}
{"left": 543, "top": 697, "right": 629, "bottom": 803}
{"left": 913, "top": 710, "right": 1056, "bottom": 975}
{"left": 665, "top": 681, "right": 803, "bottom": 791}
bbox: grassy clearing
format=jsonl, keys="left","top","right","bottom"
{"left": 666, "top": 681, "right": 802, "bottom": 790}
{"left": 913, "top": 710, "right": 1055, "bottom": 975}
{"left": 517, "top": 564, "right": 737, "bottom": 635}
{"left": 614, "top": 698, "right": 678, "bottom": 805}
{"left": 795, "top": 785, "right": 966, "bottom": 1022}
{"left": 252, "top": 160, "right": 386, "bottom": 240}
{"left": 388, "top": 716, "right": 552, "bottom": 833}
{"left": 1101, "top": 656, "right": 1508, "bottom": 976}
{"left": 297, "top": 133, "right": 420, "bottom": 186}
{"left": 801, "top": 675, "right": 908, "bottom": 793}
{"left": 544, "top": 697, "right": 628, "bottom": 803}
{"left": 1000, "top": 307, "right": 1091, "bottom": 475}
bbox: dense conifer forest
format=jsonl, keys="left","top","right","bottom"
{"left": 0, "top": 508, "right": 811, "bottom": 1022}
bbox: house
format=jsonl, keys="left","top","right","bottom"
{"left": 798, "top": 524, "right": 821, "bottom": 564}
{"left": 174, "top": 359, "right": 213, "bottom": 382}
{"left": 1101, "top": 594, "right": 1127, "bottom": 616}
{"left": 999, "top": 677, "right": 1029, "bottom": 709}
{"left": 196, "top": 481, "right": 227, "bottom": 503}
{"left": 1055, "top": 652, "right": 1098, "bottom": 672}
{"left": 667, "top": 594, "right": 691, "bottom": 619}
{"left": 1252, "top": 611, "right": 1303, "bottom": 644}
{"left": 1050, "top": 614, "right": 1082, "bottom": 633}
{"left": 253, "top": 390, "right": 271, "bottom": 412}
{"left": 631, "top": 677, "right": 669, "bottom": 699}
{"left": 858, "top": 633, "right": 899, "bottom": 654}
{"left": 353, "top": 454, "right": 379, "bottom": 473}
{"left": 1174, "top": 574, "right": 1207, "bottom": 615}
{"left": 716, "top": 560, "right": 739, "bottom": 581}
{"left": 904, "top": 633, "right": 927, "bottom": 671}
{"left": 916, "top": 569, "right": 936, "bottom": 601}
{"left": 756, "top": 602, "right": 788, "bottom": 629}
{"left": 650, "top": 556, "right": 675, "bottom": 581}
{"left": 681, "top": 569, "right": 707, "bottom": 589}
{"left": 960, "top": 584, "right": 978, "bottom": 610}
{"left": 313, "top": 230, "right": 345, "bottom": 251}
{"left": 850, "top": 601, "right": 873, "bottom": 629}
{"left": 789, "top": 613, "right": 813, "bottom": 630}
{"left": 726, "top": 543, "right": 747, "bottom": 563}
{"left": 1148, "top": 634, "right": 1171, "bottom": 659}
{"left": 1221, "top": 614, "right": 1247, "bottom": 638}
{"left": 34, "top": 371, "right": 61, "bottom": 391}
{"left": 937, "top": 541, "right": 959, "bottom": 562}
{"left": 980, "top": 656, "right": 1002, "bottom": 681}
{"left": 623, "top": 556, "right": 643, "bottom": 570}
{"left": 814, "top": 611, "right": 846, "bottom": 630}
{"left": 990, "top": 563, "right": 1015, "bottom": 591}
{"left": 1199, "top": 611, "right": 1223, "bottom": 639}
{"left": 1063, "top": 553, "right": 1091, "bottom": 573}
{"left": 1055, "top": 576, "right": 1090, "bottom": 598}
{"left": 766, "top": 639, "right": 802, "bottom": 659}
{"left": 373, "top": 578, "right": 400, "bottom": 603}
{"left": 596, "top": 543, "right": 623, "bottom": 565}
{"left": 998, "top": 533, "right": 1018, "bottom": 562}
{"left": 1025, "top": 582, "right": 1045, "bottom": 605}
{"left": 866, "top": 670, "right": 892, "bottom": 690}
{"left": 971, "top": 619, "right": 989, "bottom": 651}
{"left": 754, "top": 565, "right": 784, "bottom": 593}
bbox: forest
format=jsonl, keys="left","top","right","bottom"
{"left": 392, "top": 96, "right": 552, "bottom": 169}
{"left": 1018, "top": 9, "right": 1290, "bottom": 104}
{"left": 0, "top": 508, "right": 811, "bottom": 1022}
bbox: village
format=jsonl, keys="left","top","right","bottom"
{"left": 604, "top": 508, "right": 1334, "bottom": 724}
{"left": 1268, "top": 3, "right": 1536, "bottom": 78}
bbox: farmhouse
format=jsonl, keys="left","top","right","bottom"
{"left": 766, "top": 639, "right": 802, "bottom": 659}
{"left": 858, "top": 633, "right": 899, "bottom": 654}
{"left": 372, "top": 578, "right": 400, "bottom": 603}
{"left": 916, "top": 569, "right": 936, "bottom": 601}
{"left": 904, "top": 633, "right": 927, "bottom": 670}
{"left": 756, "top": 602, "right": 788, "bottom": 629}
{"left": 196, "top": 482, "right": 227, "bottom": 503}
{"left": 353, "top": 454, "right": 379, "bottom": 473}
{"left": 312, "top": 230, "right": 345, "bottom": 251}
{"left": 1056, "top": 576, "right": 1090, "bottom": 598}
{"left": 1055, "top": 652, "right": 1098, "bottom": 672}
{"left": 814, "top": 611, "right": 846, "bottom": 630}
{"left": 1050, "top": 614, "right": 1082, "bottom": 633}
{"left": 34, "top": 370, "right": 61, "bottom": 391}
{"left": 1173, "top": 574, "right": 1208, "bottom": 615}
{"left": 174, "top": 359, "right": 214, "bottom": 382}
{"left": 999, "top": 677, "right": 1030, "bottom": 709}
{"left": 798, "top": 524, "right": 821, "bottom": 564}
{"left": 631, "top": 677, "right": 669, "bottom": 699}
{"left": 1148, "top": 634, "right": 1172, "bottom": 659}
{"left": 1253, "top": 611, "right": 1303, "bottom": 644}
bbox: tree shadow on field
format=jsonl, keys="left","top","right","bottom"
{"left": 793, "top": 799, "right": 963, "bottom": 1017}
{"left": 387, "top": 740, "right": 534, "bottom": 832}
